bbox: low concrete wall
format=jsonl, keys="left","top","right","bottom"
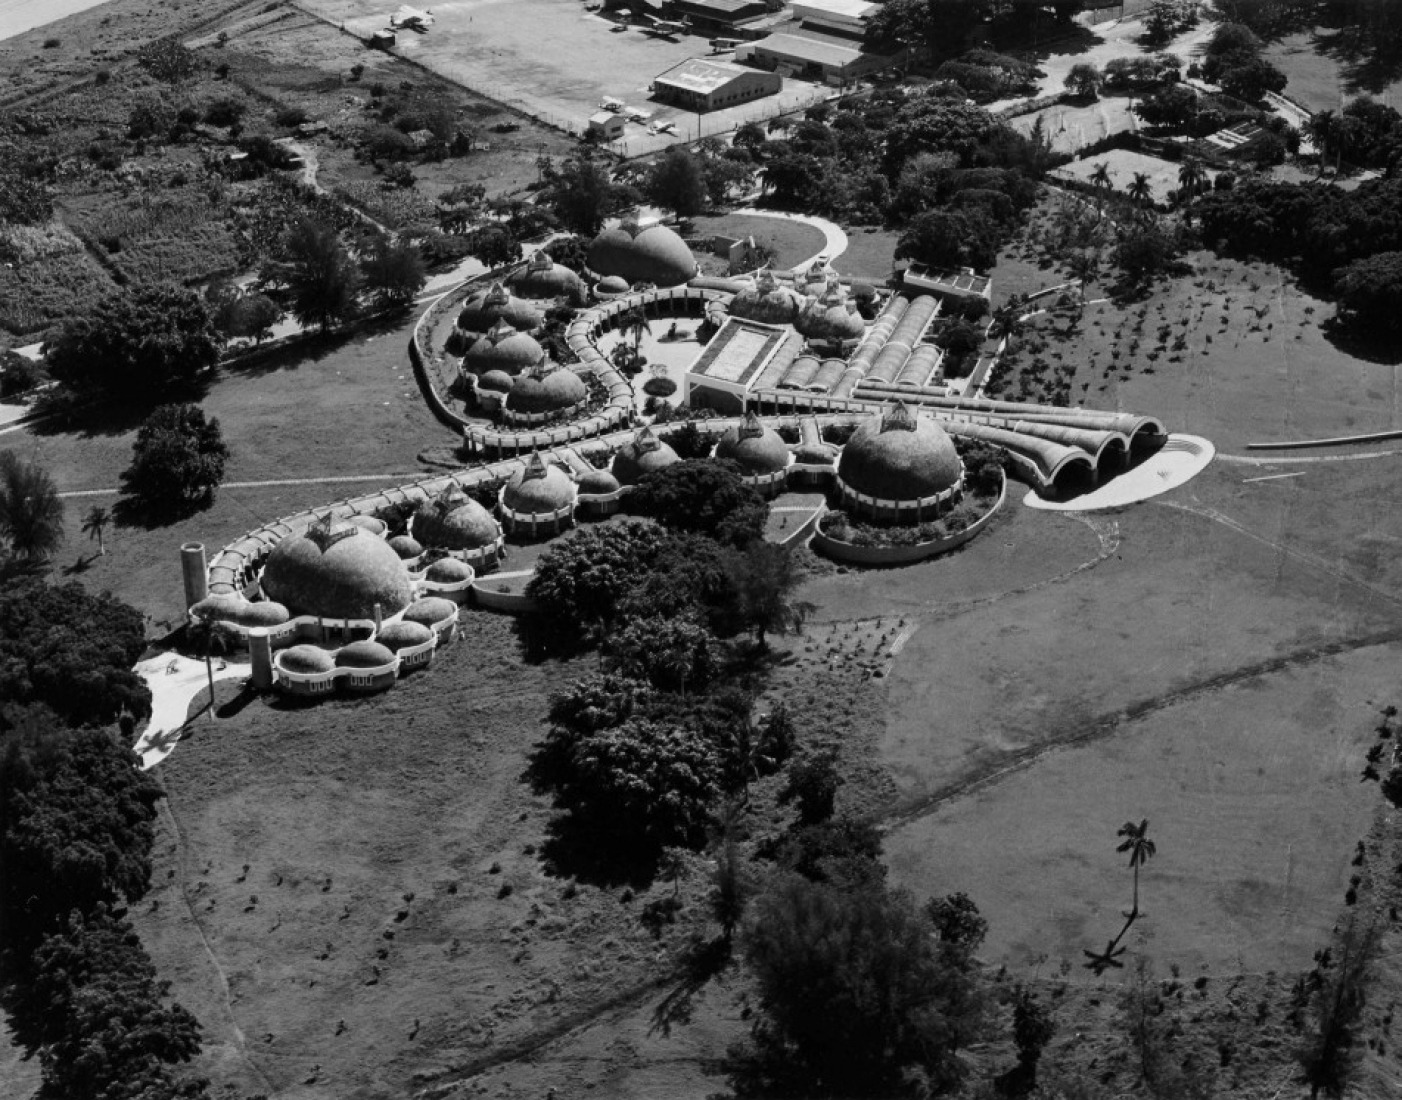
{"left": 812, "top": 474, "right": 1005, "bottom": 565}
{"left": 471, "top": 583, "right": 541, "bottom": 615}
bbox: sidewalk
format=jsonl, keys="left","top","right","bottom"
{"left": 131, "top": 653, "right": 249, "bottom": 770}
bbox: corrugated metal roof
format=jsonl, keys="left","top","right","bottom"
{"left": 751, "top": 31, "right": 860, "bottom": 66}
{"left": 655, "top": 57, "right": 753, "bottom": 93}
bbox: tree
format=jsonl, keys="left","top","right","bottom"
{"left": 630, "top": 460, "right": 768, "bottom": 546}
{"left": 277, "top": 218, "right": 361, "bottom": 331}
{"left": 1334, "top": 251, "right": 1402, "bottom": 336}
{"left": 619, "top": 306, "right": 652, "bottom": 350}
{"left": 779, "top": 752, "right": 842, "bottom": 826}
{"left": 710, "top": 832, "right": 751, "bottom": 944}
{"left": 1215, "top": 52, "right": 1287, "bottom": 101}
{"left": 1064, "top": 62, "right": 1102, "bottom": 99}
{"left": 1127, "top": 171, "right": 1153, "bottom": 207}
{"left": 121, "top": 403, "right": 229, "bottom": 515}
{"left": 896, "top": 209, "right": 998, "bottom": 273}
{"left": 0, "top": 452, "right": 64, "bottom": 563}
{"left": 0, "top": 167, "right": 52, "bottom": 227}
{"left": 360, "top": 237, "right": 427, "bottom": 308}
{"left": 733, "top": 121, "right": 767, "bottom": 150}
{"left": 44, "top": 285, "right": 222, "bottom": 399}
{"left": 607, "top": 613, "right": 721, "bottom": 695}
{"left": 1116, "top": 818, "right": 1157, "bottom": 918}
{"left": 527, "top": 519, "right": 675, "bottom": 636}
{"left": 722, "top": 541, "right": 815, "bottom": 648}
{"left": 465, "top": 223, "right": 520, "bottom": 269}
{"left": 136, "top": 36, "right": 199, "bottom": 82}
{"left": 0, "top": 580, "right": 151, "bottom": 728}
{"left": 730, "top": 875, "right": 985, "bottom": 1098}
{"left": 81, "top": 505, "right": 110, "bottom": 557}
{"left": 1010, "top": 984, "right": 1057, "bottom": 1090}
{"left": 1089, "top": 161, "right": 1113, "bottom": 201}
{"left": 540, "top": 153, "right": 631, "bottom": 236}
{"left": 0, "top": 721, "right": 163, "bottom": 949}
{"left": 925, "top": 891, "right": 988, "bottom": 956}
{"left": 1298, "top": 912, "right": 1380, "bottom": 1099}
{"left": 1143, "top": 0, "right": 1180, "bottom": 47}
{"left": 645, "top": 148, "right": 709, "bottom": 219}
{"left": 1136, "top": 83, "right": 1200, "bottom": 129}
{"left": 1177, "top": 158, "right": 1207, "bottom": 202}
{"left": 1114, "top": 222, "right": 1180, "bottom": 290}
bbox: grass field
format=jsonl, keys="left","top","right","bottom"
{"left": 691, "top": 213, "right": 826, "bottom": 272}
{"left": 1050, "top": 147, "right": 1217, "bottom": 205}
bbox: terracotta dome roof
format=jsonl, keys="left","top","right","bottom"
{"left": 425, "top": 557, "right": 475, "bottom": 583}
{"left": 509, "top": 251, "right": 586, "bottom": 299}
{"left": 457, "top": 281, "right": 543, "bottom": 333}
{"left": 715, "top": 411, "right": 790, "bottom": 475}
{"left": 463, "top": 321, "right": 546, "bottom": 377}
{"left": 189, "top": 592, "right": 245, "bottom": 621}
{"left": 387, "top": 534, "right": 423, "bottom": 560}
{"left": 231, "top": 601, "right": 292, "bottom": 628}
{"left": 278, "top": 645, "right": 336, "bottom": 674}
{"left": 587, "top": 217, "right": 696, "bottom": 287}
{"left": 502, "top": 452, "right": 577, "bottom": 513}
{"left": 837, "top": 403, "right": 963, "bottom": 502}
{"left": 346, "top": 514, "right": 387, "bottom": 536}
{"left": 728, "top": 269, "right": 804, "bottom": 325}
{"left": 261, "top": 514, "right": 415, "bottom": 621}
{"left": 797, "top": 282, "right": 866, "bottom": 343}
{"left": 577, "top": 467, "right": 621, "bottom": 495}
{"left": 596, "top": 275, "right": 631, "bottom": 295}
{"left": 505, "top": 362, "right": 587, "bottom": 414}
{"left": 335, "top": 639, "right": 396, "bottom": 669}
{"left": 414, "top": 485, "right": 501, "bottom": 550}
{"left": 376, "top": 620, "right": 434, "bottom": 652}
{"left": 402, "top": 597, "right": 458, "bottom": 627}
{"left": 611, "top": 425, "right": 681, "bottom": 485}
{"left": 479, "top": 369, "right": 515, "bottom": 393}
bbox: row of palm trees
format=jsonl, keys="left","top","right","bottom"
{"left": 1086, "top": 158, "right": 1209, "bottom": 210}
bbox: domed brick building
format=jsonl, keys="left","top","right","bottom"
{"left": 457, "top": 281, "right": 543, "bottom": 334}
{"left": 587, "top": 217, "right": 697, "bottom": 288}
{"left": 796, "top": 280, "right": 866, "bottom": 353}
{"left": 260, "top": 514, "right": 415, "bottom": 622}
{"left": 498, "top": 452, "right": 577, "bottom": 535}
{"left": 835, "top": 402, "right": 964, "bottom": 522}
{"left": 509, "top": 250, "right": 586, "bottom": 300}
{"left": 502, "top": 360, "right": 588, "bottom": 425}
{"left": 612, "top": 425, "right": 681, "bottom": 486}
{"left": 462, "top": 321, "right": 546, "bottom": 380}
{"left": 412, "top": 484, "right": 503, "bottom": 567}
{"left": 728, "top": 269, "right": 804, "bottom": 325}
{"left": 713, "top": 411, "right": 790, "bottom": 495}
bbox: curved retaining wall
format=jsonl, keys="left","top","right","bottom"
{"left": 812, "top": 473, "right": 1006, "bottom": 565}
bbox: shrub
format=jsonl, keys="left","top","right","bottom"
{"left": 642, "top": 376, "right": 677, "bottom": 398}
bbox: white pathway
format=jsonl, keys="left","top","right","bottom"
{"left": 131, "top": 653, "right": 248, "bottom": 770}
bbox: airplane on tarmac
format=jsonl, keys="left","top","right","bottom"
{"left": 639, "top": 13, "right": 688, "bottom": 37}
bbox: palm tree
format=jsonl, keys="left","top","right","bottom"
{"left": 82, "top": 505, "right": 111, "bottom": 557}
{"left": 1116, "top": 818, "right": 1157, "bottom": 918}
{"left": 0, "top": 452, "right": 65, "bottom": 563}
{"left": 621, "top": 307, "right": 652, "bottom": 350}
{"left": 189, "top": 618, "right": 233, "bottom": 721}
{"left": 1177, "top": 159, "right": 1206, "bottom": 204}
{"left": 1089, "top": 162, "right": 1113, "bottom": 206}
{"left": 1127, "top": 172, "right": 1153, "bottom": 208}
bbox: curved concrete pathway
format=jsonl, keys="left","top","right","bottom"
{"left": 132, "top": 654, "right": 249, "bottom": 771}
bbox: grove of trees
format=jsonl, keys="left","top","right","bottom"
{"left": 120, "top": 402, "right": 229, "bottom": 516}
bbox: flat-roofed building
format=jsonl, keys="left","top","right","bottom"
{"left": 902, "top": 263, "right": 993, "bottom": 305}
{"left": 687, "top": 316, "right": 800, "bottom": 414}
{"left": 790, "top": 0, "right": 878, "bottom": 37}
{"left": 652, "top": 57, "right": 781, "bottom": 112}
{"left": 672, "top": 0, "right": 769, "bottom": 34}
{"left": 738, "top": 29, "right": 898, "bottom": 82}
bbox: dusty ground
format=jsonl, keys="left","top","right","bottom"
{"left": 296, "top": 0, "right": 829, "bottom": 152}
{"left": 1012, "top": 93, "right": 1141, "bottom": 156}
{"left": 1049, "top": 146, "right": 1216, "bottom": 204}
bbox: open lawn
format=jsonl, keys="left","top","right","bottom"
{"left": 691, "top": 213, "right": 826, "bottom": 272}
{"left": 1264, "top": 29, "right": 1402, "bottom": 112}
{"left": 832, "top": 226, "right": 900, "bottom": 281}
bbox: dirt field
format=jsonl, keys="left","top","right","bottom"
{"left": 1012, "top": 93, "right": 1141, "bottom": 155}
{"left": 1049, "top": 147, "right": 1214, "bottom": 204}
{"left": 296, "top": 0, "right": 829, "bottom": 152}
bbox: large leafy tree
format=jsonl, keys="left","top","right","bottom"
{"left": 722, "top": 541, "right": 815, "bottom": 648}
{"left": 0, "top": 451, "right": 64, "bottom": 563}
{"left": 0, "top": 720, "right": 162, "bottom": 950}
{"left": 730, "top": 876, "right": 986, "bottom": 1097}
{"left": 361, "top": 236, "right": 427, "bottom": 308}
{"left": 1334, "top": 250, "right": 1402, "bottom": 336}
{"left": 526, "top": 519, "right": 674, "bottom": 635}
{"left": 540, "top": 153, "right": 633, "bottom": 236}
{"left": 0, "top": 165, "right": 53, "bottom": 227}
{"left": 645, "top": 148, "right": 709, "bottom": 219}
{"left": 629, "top": 460, "right": 768, "bottom": 547}
{"left": 44, "top": 286, "right": 222, "bottom": 400}
{"left": 274, "top": 218, "right": 361, "bottom": 331}
{"left": 121, "top": 403, "right": 229, "bottom": 515}
{"left": 0, "top": 581, "right": 150, "bottom": 727}
{"left": 896, "top": 208, "right": 998, "bottom": 272}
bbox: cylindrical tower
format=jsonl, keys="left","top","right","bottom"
{"left": 248, "top": 628, "right": 273, "bottom": 691}
{"left": 181, "top": 542, "right": 208, "bottom": 610}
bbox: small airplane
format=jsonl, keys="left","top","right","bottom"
{"left": 647, "top": 120, "right": 677, "bottom": 135}
{"left": 709, "top": 37, "right": 741, "bottom": 51}
{"left": 639, "top": 14, "right": 687, "bottom": 37}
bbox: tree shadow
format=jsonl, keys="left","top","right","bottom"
{"left": 1320, "top": 316, "right": 1402, "bottom": 366}
{"left": 27, "top": 385, "right": 207, "bottom": 440}
{"left": 1310, "top": 24, "right": 1402, "bottom": 96}
{"left": 111, "top": 490, "right": 213, "bottom": 533}
{"left": 536, "top": 812, "right": 659, "bottom": 889}
{"left": 1026, "top": 24, "right": 1104, "bottom": 62}
{"left": 648, "top": 934, "right": 733, "bottom": 1039}
{"left": 61, "top": 552, "right": 96, "bottom": 575}
{"left": 221, "top": 311, "right": 412, "bottom": 379}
